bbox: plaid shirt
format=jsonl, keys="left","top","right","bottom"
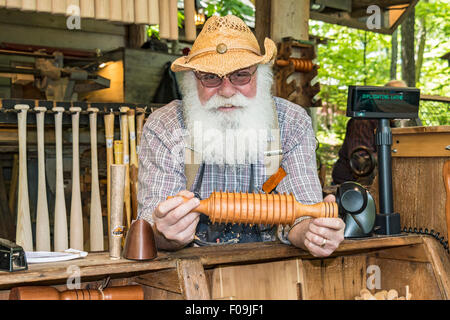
{"left": 138, "top": 96, "right": 323, "bottom": 244}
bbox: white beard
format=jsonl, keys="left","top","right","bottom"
{"left": 180, "top": 64, "right": 276, "bottom": 165}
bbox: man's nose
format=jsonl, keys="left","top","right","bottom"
{"left": 217, "top": 77, "right": 237, "bottom": 98}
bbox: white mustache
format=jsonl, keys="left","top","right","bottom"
{"left": 202, "top": 93, "right": 253, "bottom": 111}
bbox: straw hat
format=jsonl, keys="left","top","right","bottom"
{"left": 171, "top": 15, "right": 277, "bottom": 77}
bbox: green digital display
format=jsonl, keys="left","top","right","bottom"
{"left": 361, "top": 93, "right": 404, "bottom": 101}
{"left": 347, "top": 86, "right": 420, "bottom": 119}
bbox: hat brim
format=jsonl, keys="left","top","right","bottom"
{"left": 171, "top": 38, "right": 277, "bottom": 76}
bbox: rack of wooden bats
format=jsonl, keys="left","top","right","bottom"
{"left": 0, "top": 0, "right": 197, "bottom": 41}
{"left": 0, "top": 99, "right": 152, "bottom": 253}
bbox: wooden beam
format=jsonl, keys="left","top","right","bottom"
{"left": 420, "top": 237, "right": 450, "bottom": 299}
{"left": 176, "top": 259, "right": 210, "bottom": 300}
{"left": 254, "top": 0, "right": 271, "bottom": 51}
{"left": 135, "top": 269, "right": 182, "bottom": 294}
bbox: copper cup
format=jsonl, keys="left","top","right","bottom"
{"left": 123, "top": 219, "right": 157, "bottom": 260}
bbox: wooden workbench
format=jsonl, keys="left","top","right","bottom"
{"left": 0, "top": 234, "right": 448, "bottom": 300}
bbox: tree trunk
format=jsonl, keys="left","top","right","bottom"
{"left": 401, "top": 9, "right": 416, "bottom": 87}
{"left": 415, "top": 6, "right": 427, "bottom": 84}
{"left": 390, "top": 30, "right": 398, "bottom": 80}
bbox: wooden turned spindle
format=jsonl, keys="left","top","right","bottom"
{"left": 169, "top": 192, "right": 338, "bottom": 226}
{"left": 276, "top": 58, "right": 315, "bottom": 73}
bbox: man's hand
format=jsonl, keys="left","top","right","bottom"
{"left": 303, "top": 217, "right": 345, "bottom": 257}
{"left": 287, "top": 194, "right": 345, "bottom": 257}
{"left": 153, "top": 190, "right": 200, "bottom": 250}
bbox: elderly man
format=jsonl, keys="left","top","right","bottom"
{"left": 138, "top": 15, "right": 345, "bottom": 257}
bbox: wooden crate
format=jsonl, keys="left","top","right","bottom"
{"left": 369, "top": 126, "right": 450, "bottom": 242}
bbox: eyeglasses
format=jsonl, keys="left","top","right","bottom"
{"left": 194, "top": 67, "right": 257, "bottom": 88}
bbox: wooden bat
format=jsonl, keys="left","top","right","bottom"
{"left": 80, "top": 0, "right": 95, "bottom": 18}
{"left": 109, "top": 164, "right": 126, "bottom": 260}
{"left": 15, "top": 104, "right": 33, "bottom": 252}
{"left": 95, "top": 0, "right": 110, "bottom": 20}
{"left": 184, "top": 0, "right": 196, "bottom": 41}
{"left": 127, "top": 109, "right": 138, "bottom": 169}
{"left": 52, "top": 0, "right": 67, "bottom": 14}
{"left": 158, "top": 0, "right": 170, "bottom": 39}
{"left": 120, "top": 107, "right": 131, "bottom": 229}
{"left": 114, "top": 140, "right": 123, "bottom": 165}
{"left": 134, "top": 0, "right": 148, "bottom": 24}
{"left": 66, "top": 0, "right": 80, "bottom": 16}
{"left": 121, "top": 0, "right": 134, "bottom": 23}
{"left": 87, "top": 107, "right": 104, "bottom": 252}
{"left": 148, "top": 0, "right": 159, "bottom": 25}
{"left": 69, "top": 106, "right": 84, "bottom": 251}
{"left": 53, "top": 106, "right": 68, "bottom": 252}
{"left": 127, "top": 109, "right": 138, "bottom": 221}
{"left": 109, "top": 0, "right": 122, "bottom": 22}
{"left": 21, "top": 0, "right": 37, "bottom": 11}
{"left": 444, "top": 161, "right": 450, "bottom": 243}
{"left": 104, "top": 111, "right": 114, "bottom": 243}
{"left": 37, "top": 0, "right": 52, "bottom": 13}
{"left": 168, "top": 0, "right": 178, "bottom": 40}
{"left": 8, "top": 154, "right": 18, "bottom": 219}
{"left": 10, "top": 285, "right": 144, "bottom": 300}
{"left": 135, "top": 107, "right": 146, "bottom": 150}
{"left": 34, "top": 105, "right": 50, "bottom": 252}
{"left": 5, "top": 0, "right": 21, "bottom": 9}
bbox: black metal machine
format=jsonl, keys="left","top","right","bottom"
{"left": 346, "top": 85, "right": 421, "bottom": 236}
{"left": 0, "top": 238, "right": 28, "bottom": 272}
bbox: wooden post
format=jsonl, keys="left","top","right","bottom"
{"left": 259, "top": 0, "right": 317, "bottom": 129}
{"left": 177, "top": 259, "right": 210, "bottom": 300}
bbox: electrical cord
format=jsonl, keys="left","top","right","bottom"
{"left": 402, "top": 226, "right": 449, "bottom": 254}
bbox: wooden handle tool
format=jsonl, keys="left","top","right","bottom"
{"left": 114, "top": 140, "right": 124, "bottom": 165}
{"left": 15, "top": 104, "right": 33, "bottom": 251}
{"left": 158, "top": 0, "right": 170, "bottom": 39}
{"left": 148, "top": 0, "right": 159, "bottom": 25}
{"left": 168, "top": 0, "right": 178, "bottom": 40}
{"left": 69, "top": 106, "right": 84, "bottom": 251}
{"left": 53, "top": 106, "right": 68, "bottom": 252}
{"left": 120, "top": 107, "right": 131, "bottom": 230}
{"left": 35, "top": 105, "right": 50, "bottom": 252}
{"left": 21, "top": 0, "right": 37, "bottom": 11}
{"left": 109, "top": 164, "right": 126, "bottom": 260}
{"left": 10, "top": 285, "right": 144, "bottom": 300}
{"left": 88, "top": 107, "right": 104, "bottom": 252}
{"left": 444, "top": 161, "right": 450, "bottom": 242}
{"left": 276, "top": 58, "right": 315, "bottom": 73}
{"left": 184, "top": 0, "right": 196, "bottom": 41}
{"left": 169, "top": 192, "right": 338, "bottom": 226}
{"left": 110, "top": 0, "right": 123, "bottom": 22}
{"left": 134, "top": 0, "right": 148, "bottom": 24}
{"left": 37, "top": 0, "right": 52, "bottom": 13}
{"left": 135, "top": 107, "right": 146, "bottom": 150}
{"left": 80, "top": 0, "right": 95, "bottom": 18}
{"left": 104, "top": 111, "right": 115, "bottom": 243}
{"left": 95, "top": 0, "right": 110, "bottom": 20}
{"left": 52, "top": 0, "right": 66, "bottom": 14}
{"left": 121, "top": 0, "right": 135, "bottom": 23}
{"left": 127, "top": 109, "right": 138, "bottom": 221}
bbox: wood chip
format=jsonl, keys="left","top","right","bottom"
{"left": 387, "top": 289, "right": 398, "bottom": 300}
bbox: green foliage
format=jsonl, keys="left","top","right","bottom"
{"left": 414, "top": 0, "right": 450, "bottom": 97}
{"left": 311, "top": 0, "right": 449, "bottom": 170}
{"left": 200, "top": 0, "right": 254, "bottom": 24}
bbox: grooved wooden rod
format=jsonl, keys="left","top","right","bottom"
{"left": 170, "top": 192, "right": 338, "bottom": 226}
